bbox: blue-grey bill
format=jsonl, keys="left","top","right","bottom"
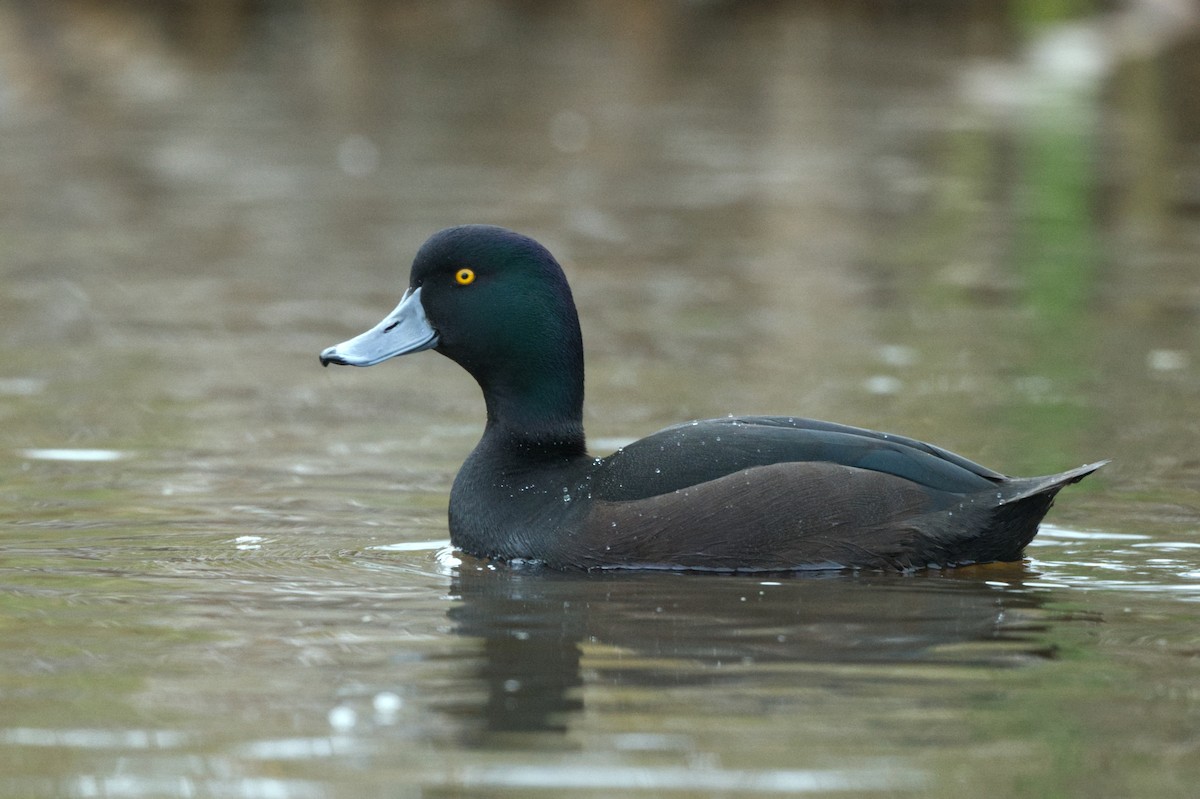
{"left": 320, "top": 286, "right": 438, "bottom": 367}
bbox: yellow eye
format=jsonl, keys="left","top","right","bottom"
{"left": 455, "top": 268, "right": 475, "bottom": 286}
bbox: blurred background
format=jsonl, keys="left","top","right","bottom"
{"left": 3, "top": 0, "right": 1198, "bottom": 486}
{"left": 2, "top": 2, "right": 1200, "bottom": 797}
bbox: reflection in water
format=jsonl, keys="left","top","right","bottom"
{"left": 449, "top": 568, "right": 585, "bottom": 741}
{"left": 447, "top": 564, "right": 1051, "bottom": 739}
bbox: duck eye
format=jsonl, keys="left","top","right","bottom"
{"left": 454, "top": 268, "right": 476, "bottom": 286}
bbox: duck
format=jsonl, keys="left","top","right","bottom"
{"left": 320, "top": 225, "right": 1105, "bottom": 572}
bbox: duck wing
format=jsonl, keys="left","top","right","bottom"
{"left": 591, "top": 416, "right": 1003, "bottom": 503}
{"left": 564, "top": 417, "right": 1104, "bottom": 571}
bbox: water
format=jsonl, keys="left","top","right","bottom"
{"left": 2, "top": 3, "right": 1199, "bottom": 797}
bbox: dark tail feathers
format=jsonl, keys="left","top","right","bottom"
{"left": 987, "top": 460, "right": 1108, "bottom": 561}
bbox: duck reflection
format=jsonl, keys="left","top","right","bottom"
{"left": 444, "top": 564, "right": 1050, "bottom": 741}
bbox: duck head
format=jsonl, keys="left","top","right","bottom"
{"left": 321, "top": 225, "right": 585, "bottom": 439}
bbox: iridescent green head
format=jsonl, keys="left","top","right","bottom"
{"left": 321, "top": 225, "right": 585, "bottom": 438}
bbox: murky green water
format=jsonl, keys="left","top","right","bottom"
{"left": 2, "top": 3, "right": 1199, "bottom": 797}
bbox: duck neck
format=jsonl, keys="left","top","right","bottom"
{"left": 450, "top": 302, "right": 588, "bottom": 462}
{"left": 449, "top": 356, "right": 588, "bottom": 563}
{"left": 479, "top": 379, "right": 587, "bottom": 463}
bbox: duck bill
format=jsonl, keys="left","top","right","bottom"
{"left": 320, "top": 287, "right": 438, "bottom": 367}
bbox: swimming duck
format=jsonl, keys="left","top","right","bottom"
{"left": 320, "top": 225, "right": 1104, "bottom": 572}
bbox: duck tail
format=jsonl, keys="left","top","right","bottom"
{"left": 1002, "top": 460, "right": 1110, "bottom": 504}
{"left": 983, "top": 460, "right": 1108, "bottom": 562}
